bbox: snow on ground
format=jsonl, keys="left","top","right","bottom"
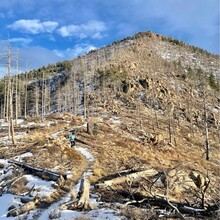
{"left": 74, "top": 146, "right": 94, "bottom": 162}
{"left": 0, "top": 194, "right": 21, "bottom": 219}
{"left": 109, "top": 116, "right": 121, "bottom": 124}
{"left": 14, "top": 152, "right": 33, "bottom": 162}
{"left": 0, "top": 159, "right": 9, "bottom": 167}
{"left": 51, "top": 130, "right": 64, "bottom": 138}
{"left": 0, "top": 126, "right": 126, "bottom": 219}
{"left": 59, "top": 208, "right": 124, "bottom": 220}
{"left": 0, "top": 132, "right": 28, "bottom": 145}
{"left": 25, "top": 174, "right": 56, "bottom": 197}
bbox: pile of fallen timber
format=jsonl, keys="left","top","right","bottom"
{"left": 0, "top": 159, "right": 69, "bottom": 217}
{"left": 95, "top": 167, "right": 219, "bottom": 219}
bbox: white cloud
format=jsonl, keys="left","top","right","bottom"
{"left": 8, "top": 19, "right": 58, "bottom": 34}
{"left": 10, "top": 37, "right": 32, "bottom": 45}
{"left": 58, "top": 20, "right": 107, "bottom": 39}
{"left": 54, "top": 44, "right": 96, "bottom": 58}
{"left": 0, "top": 43, "right": 97, "bottom": 78}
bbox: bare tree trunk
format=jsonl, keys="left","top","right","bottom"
{"left": 72, "top": 71, "right": 77, "bottom": 114}
{"left": 98, "top": 169, "right": 157, "bottom": 188}
{"left": 204, "top": 102, "right": 210, "bottom": 160}
{"left": 87, "top": 119, "right": 93, "bottom": 136}
{"left": 6, "top": 75, "right": 10, "bottom": 122}
{"left": 43, "top": 76, "right": 47, "bottom": 115}
{"left": 24, "top": 71, "right": 28, "bottom": 119}
{"left": 41, "top": 71, "right": 45, "bottom": 121}
{"left": 168, "top": 102, "right": 174, "bottom": 145}
{"left": 57, "top": 88, "right": 61, "bottom": 112}
{"left": 83, "top": 57, "right": 87, "bottom": 118}
{"left": 7, "top": 42, "right": 16, "bottom": 144}
{"left": 15, "top": 59, "right": 18, "bottom": 125}
{"left": 35, "top": 82, "right": 39, "bottom": 117}
{"left": 3, "top": 77, "right": 7, "bottom": 119}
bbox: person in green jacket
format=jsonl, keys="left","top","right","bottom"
{"left": 69, "top": 131, "right": 76, "bottom": 147}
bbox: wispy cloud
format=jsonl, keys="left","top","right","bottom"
{"left": 8, "top": 19, "right": 58, "bottom": 34}
{"left": 58, "top": 20, "right": 107, "bottom": 39}
{"left": 10, "top": 37, "right": 32, "bottom": 46}
{"left": 54, "top": 43, "right": 96, "bottom": 58}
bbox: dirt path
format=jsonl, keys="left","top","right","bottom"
{"left": 36, "top": 143, "right": 94, "bottom": 219}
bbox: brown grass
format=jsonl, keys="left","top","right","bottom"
{"left": 120, "top": 206, "right": 155, "bottom": 220}
{"left": 10, "top": 176, "right": 29, "bottom": 195}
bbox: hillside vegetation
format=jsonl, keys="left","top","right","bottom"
{"left": 0, "top": 31, "right": 219, "bottom": 219}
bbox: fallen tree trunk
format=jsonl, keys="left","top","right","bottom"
{"left": 118, "top": 190, "right": 216, "bottom": 217}
{"left": 7, "top": 195, "right": 40, "bottom": 217}
{"left": 97, "top": 169, "right": 158, "bottom": 188}
{"left": 75, "top": 138, "right": 90, "bottom": 146}
{"left": 61, "top": 177, "right": 92, "bottom": 210}
{"left": 8, "top": 160, "right": 67, "bottom": 181}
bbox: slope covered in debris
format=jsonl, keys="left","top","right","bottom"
{"left": 0, "top": 31, "right": 219, "bottom": 219}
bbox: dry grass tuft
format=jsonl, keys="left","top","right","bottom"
{"left": 74, "top": 216, "right": 91, "bottom": 220}
{"left": 120, "top": 206, "right": 155, "bottom": 220}
{"left": 10, "top": 176, "right": 29, "bottom": 194}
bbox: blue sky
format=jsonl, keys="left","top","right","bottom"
{"left": 0, "top": 0, "right": 219, "bottom": 75}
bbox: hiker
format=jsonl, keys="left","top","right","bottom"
{"left": 69, "top": 131, "right": 76, "bottom": 147}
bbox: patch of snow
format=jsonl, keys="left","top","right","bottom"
{"left": 207, "top": 105, "right": 220, "bottom": 114}
{"left": 132, "top": 137, "right": 141, "bottom": 141}
{"left": 51, "top": 130, "right": 63, "bottom": 138}
{"left": 109, "top": 116, "right": 121, "bottom": 124}
{"left": 0, "top": 159, "right": 9, "bottom": 166}
{"left": 0, "top": 194, "right": 21, "bottom": 219}
{"left": 0, "top": 132, "right": 27, "bottom": 144}
{"left": 14, "top": 152, "right": 33, "bottom": 162}
{"left": 59, "top": 208, "right": 124, "bottom": 220}
{"left": 65, "top": 170, "right": 73, "bottom": 179}
{"left": 74, "top": 146, "right": 94, "bottom": 162}
{"left": 0, "top": 168, "right": 14, "bottom": 182}
{"left": 158, "top": 109, "right": 164, "bottom": 115}
{"left": 25, "top": 174, "right": 56, "bottom": 197}
{"left": 16, "top": 119, "right": 25, "bottom": 125}
{"left": 183, "top": 206, "right": 205, "bottom": 212}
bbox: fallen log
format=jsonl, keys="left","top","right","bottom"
{"left": 7, "top": 195, "right": 41, "bottom": 217}
{"left": 118, "top": 190, "right": 216, "bottom": 217}
{"left": 8, "top": 160, "right": 67, "bottom": 182}
{"left": 97, "top": 169, "right": 158, "bottom": 188}
{"left": 75, "top": 138, "right": 90, "bottom": 146}
{"left": 20, "top": 196, "right": 35, "bottom": 204}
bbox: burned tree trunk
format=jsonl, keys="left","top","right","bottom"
{"left": 8, "top": 160, "right": 67, "bottom": 181}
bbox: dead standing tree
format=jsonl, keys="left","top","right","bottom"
{"left": 203, "top": 93, "right": 210, "bottom": 161}
{"left": 61, "top": 176, "right": 92, "bottom": 211}
{"left": 167, "top": 100, "right": 175, "bottom": 145}
{"left": 7, "top": 42, "right": 16, "bottom": 144}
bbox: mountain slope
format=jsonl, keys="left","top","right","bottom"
{"left": 0, "top": 31, "right": 219, "bottom": 218}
